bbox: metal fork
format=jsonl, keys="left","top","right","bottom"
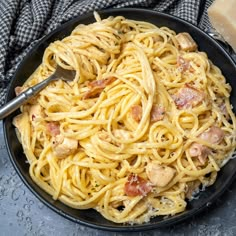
{"left": 0, "top": 65, "right": 76, "bottom": 119}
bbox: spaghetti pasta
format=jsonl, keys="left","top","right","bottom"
{"left": 13, "top": 12, "right": 236, "bottom": 224}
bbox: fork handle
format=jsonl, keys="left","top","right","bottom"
{"left": 0, "top": 75, "right": 54, "bottom": 120}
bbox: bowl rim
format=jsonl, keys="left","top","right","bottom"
{"left": 3, "top": 7, "right": 236, "bottom": 232}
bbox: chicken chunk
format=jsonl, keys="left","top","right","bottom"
{"left": 52, "top": 134, "right": 78, "bottom": 158}
{"left": 13, "top": 114, "right": 25, "bottom": 138}
{"left": 175, "top": 32, "right": 197, "bottom": 52}
{"left": 29, "top": 104, "right": 44, "bottom": 126}
{"left": 150, "top": 105, "right": 165, "bottom": 122}
{"left": 146, "top": 163, "right": 176, "bottom": 187}
{"left": 131, "top": 105, "right": 142, "bottom": 122}
{"left": 199, "top": 126, "right": 224, "bottom": 144}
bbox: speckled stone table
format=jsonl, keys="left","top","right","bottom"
{"left": 0, "top": 120, "right": 236, "bottom": 236}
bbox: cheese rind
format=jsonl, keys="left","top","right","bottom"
{"left": 208, "top": 0, "right": 236, "bottom": 51}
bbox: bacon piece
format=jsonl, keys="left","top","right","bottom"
{"left": 172, "top": 84, "right": 204, "bottom": 109}
{"left": 124, "top": 174, "right": 152, "bottom": 197}
{"left": 146, "top": 163, "right": 176, "bottom": 187}
{"left": 175, "top": 33, "right": 197, "bottom": 52}
{"left": 46, "top": 122, "right": 60, "bottom": 136}
{"left": 199, "top": 126, "right": 224, "bottom": 144}
{"left": 15, "top": 86, "right": 24, "bottom": 96}
{"left": 82, "top": 88, "right": 103, "bottom": 99}
{"left": 189, "top": 142, "right": 210, "bottom": 165}
{"left": 83, "top": 76, "right": 116, "bottom": 99}
{"left": 52, "top": 134, "right": 78, "bottom": 158}
{"left": 150, "top": 105, "right": 165, "bottom": 122}
{"left": 88, "top": 76, "right": 116, "bottom": 88}
{"left": 131, "top": 105, "right": 142, "bottom": 122}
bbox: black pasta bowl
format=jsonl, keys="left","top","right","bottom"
{"left": 3, "top": 8, "right": 236, "bottom": 231}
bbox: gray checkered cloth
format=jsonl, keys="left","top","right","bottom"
{"left": 0, "top": 0, "right": 214, "bottom": 106}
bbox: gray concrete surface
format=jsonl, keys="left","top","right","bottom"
{"left": 0, "top": 121, "right": 236, "bottom": 236}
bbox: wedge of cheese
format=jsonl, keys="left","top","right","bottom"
{"left": 208, "top": 0, "right": 236, "bottom": 51}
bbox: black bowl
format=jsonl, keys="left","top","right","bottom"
{"left": 3, "top": 8, "right": 236, "bottom": 231}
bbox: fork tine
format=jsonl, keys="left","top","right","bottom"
{"left": 55, "top": 65, "right": 76, "bottom": 81}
